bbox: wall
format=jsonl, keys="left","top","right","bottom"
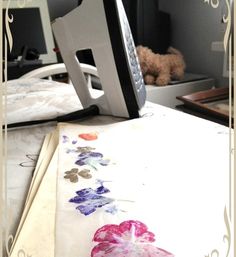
{"left": 47, "top": 0, "right": 78, "bottom": 21}
{"left": 159, "top": 0, "right": 229, "bottom": 87}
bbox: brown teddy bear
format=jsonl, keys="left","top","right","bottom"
{"left": 136, "top": 45, "right": 186, "bottom": 86}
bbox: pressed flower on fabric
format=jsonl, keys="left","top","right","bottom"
{"left": 77, "top": 146, "right": 96, "bottom": 153}
{"left": 61, "top": 133, "right": 110, "bottom": 170}
{"left": 62, "top": 135, "right": 77, "bottom": 148}
{"left": 79, "top": 132, "right": 98, "bottom": 141}
{"left": 103, "top": 205, "right": 119, "bottom": 215}
{"left": 62, "top": 131, "right": 98, "bottom": 144}
{"left": 66, "top": 146, "right": 96, "bottom": 154}
{"left": 69, "top": 184, "right": 114, "bottom": 216}
{"left": 75, "top": 152, "right": 110, "bottom": 170}
{"left": 92, "top": 220, "right": 174, "bottom": 257}
{"left": 62, "top": 135, "right": 70, "bottom": 143}
{"left": 64, "top": 168, "right": 92, "bottom": 183}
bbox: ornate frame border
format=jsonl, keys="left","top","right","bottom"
{"left": 0, "top": 0, "right": 234, "bottom": 256}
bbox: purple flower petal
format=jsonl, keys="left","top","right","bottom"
{"left": 62, "top": 135, "right": 69, "bottom": 143}
{"left": 104, "top": 205, "right": 118, "bottom": 215}
{"left": 69, "top": 185, "right": 114, "bottom": 216}
{"left": 75, "top": 188, "right": 95, "bottom": 196}
{"left": 95, "top": 186, "right": 110, "bottom": 194}
{"left": 75, "top": 160, "right": 86, "bottom": 166}
{"left": 75, "top": 198, "right": 113, "bottom": 215}
{"left": 69, "top": 194, "right": 103, "bottom": 204}
{"left": 89, "top": 152, "right": 103, "bottom": 158}
{"left": 75, "top": 151, "right": 109, "bottom": 169}
{"left": 76, "top": 204, "right": 96, "bottom": 215}
{"left": 78, "top": 152, "right": 90, "bottom": 158}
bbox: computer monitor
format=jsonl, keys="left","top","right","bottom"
{"left": 52, "top": 0, "right": 146, "bottom": 119}
{"left": 2, "top": 0, "right": 57, "bottom": 65}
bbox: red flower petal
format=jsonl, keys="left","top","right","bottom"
{"left": 78, "top": 133, "right": 98, "bottom": 141}
{"left": 93, "top": 224, "right": 122, "bottom": 243}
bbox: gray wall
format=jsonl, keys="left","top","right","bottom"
{"left": 159, "top": 0, "right": 229, "bottom": 87}
{"left": 47, "top": 0, "right": 78, "bottom": 21}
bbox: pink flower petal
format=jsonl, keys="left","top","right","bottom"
{"left": 92, "top": 243, "right": 174, "bottom": 257}
{"left": 92, "top": 242, "right": 131, "bottom": 257}
{"left": 119, "top": 220, "right": 150, "bottom": 238}
{"left": 136, "top": 231, "right": 156, "bottom": 243}
{"left": 93, "top": 224, "right": 122, "bottom": 243}
{"left": 142, "top": 245, "right": 175, "bottom": 257}
{"left": 91, "top": 242, "right": 117, "bottom": 257}
{"left": 91, "top": 221, "right": 174, "bottom": 257}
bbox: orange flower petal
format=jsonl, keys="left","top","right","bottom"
{"left": 79, "top": 132, "right": 98, "bottom": 141}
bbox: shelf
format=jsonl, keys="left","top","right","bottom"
{"left": 146, "top": 77, "right": 215, "bottom": 109}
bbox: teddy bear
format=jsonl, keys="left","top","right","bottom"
{"left": 136, "top": 45, "right": 186, "bottom": 86}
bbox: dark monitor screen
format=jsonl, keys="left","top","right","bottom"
{"left": 3, "top": 8, "right": 47, "bottom": 59}
{"left": 122, "top": 0, "right": 170, "bottom": 54}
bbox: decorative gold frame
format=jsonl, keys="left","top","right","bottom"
{"left": 0, "top": 1, "right": 234, "bottom": 257}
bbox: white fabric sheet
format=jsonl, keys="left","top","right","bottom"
{"left": 5, "top": 78, "right": 231, "bottom": 257}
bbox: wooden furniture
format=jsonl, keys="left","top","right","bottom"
{"left": 176, "top": 87, "right": 232, "bottom": 127}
